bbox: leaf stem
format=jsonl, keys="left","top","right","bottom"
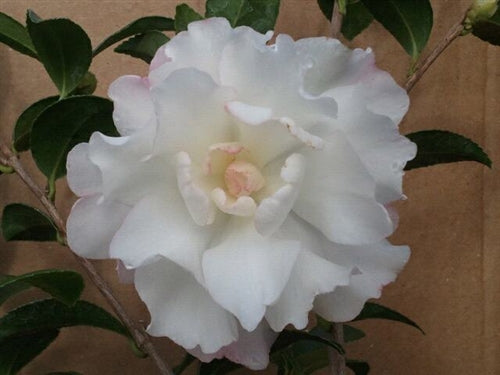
{"left": 0, "top": 141, "right": 173, "bottom": 375}
{"left": 404, "top": 17, "right": 466, "bottom": 92}
{"left": 329, "top": 323, "right": 345, "bottom": 375}
{"left": 331, "top": 0, "right": 344, "bottom": 39}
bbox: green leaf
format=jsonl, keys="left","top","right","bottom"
{"left": 0, "top": 299, "right": 131, "bottom": 343}
{"left": 198, "top": 359, "right": 241, "bottom": 375}
{"left": 405, "top": 130, "right": 491, "bottom": 170}
{"left": 0, "top": 12, "right": 37, "bottom": 58}
{"left": 354, "top": 302, "right": 424, "bottom": 334}
{"left": 174, "top": 354, "right": 196, "bottom": 375}
{"left": 26, "top": 10, "right": 92, "bottom": 98}
{"left": 1, "top": 203, "right": 57, "bottom": 242}
{"left": 342, "top": 1, "right": 373, "bottom": 40}
{"left": 271, "top": 340, "right": 330, "bottom": 375}
{"left": 69, "top": 71, "right": 97, "bottom": 96}
{"left": 115, "top": 31, "right": 169, "bottom": 63}
{"left": 317, "top": 0, "right": 334, "bottom": 19}
{"left": 271, "top": 330, "right": 345, "bottom": 355}
{"left": 13, "top": 96, "right": 58, "bottom": 152}
{"left": 346, "top": 360, "right": 370, "bottom": 375}
{"left": 0, "top": 269, "right": 84, "bottom": 306}
{"left": 175, "top": 4, "right": 204, "bottom": 32}
{"left": 343, "top": 324, "right": 366, "bottom": 342}
{"left": 205, "top": 0, "right": 281, "bottom": 33}
{"left": 93, "top": 16, "right": 175, "bottom": 56}
{"left": 472, "top": 8, "right": 500, "bottom": 45}
{"left": 0, "top": 329, "right": 59, "bottom": 375}
{"left": 30, "top": 95, "right": 118, "bottom": 185}
{"left": 360, "top": 0, "right": 433, "bottom": 60}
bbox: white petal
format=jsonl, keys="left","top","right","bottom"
{"left": 110, "top": 194, "right": 219, "bottom": 281}
{"left": 314, "top": 241, "right": 410, "bottom": 321}
{"left": 225, "top": 101, "right": 273, "bottom": 125}
{"left": 108, "top": 75, "right": 155, "bottom": 136}
{"left": 135, "top": 259, "right": 238, "bottom": 353}
{"left": 66, "top": 195, "right": 129, "bottom": 259}
{"left": 211, "top": 188, "right": 256, "bottom": 217}
{"left": 265, "top": 250, "right": 350, "bottom": 331}
{"left": 202, "top": 218, "right": 300, "bottom": 331}
{"left": 151, "top": 68, "right": 234, "bottom": 160}
{"left": 66, "top": 143, "right": 102, "bottom": 197}
{"left": 176, "top": 151, "right": 216, "bottom": 225}
{"left": 88, "top": 132, "right": 168, "bottom": 205}
{"left": 255, "top": 153, "right": 305, "bottom": 236}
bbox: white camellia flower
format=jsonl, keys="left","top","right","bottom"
{"left": 66, "top": 18, "right": 416, "bottom": 369}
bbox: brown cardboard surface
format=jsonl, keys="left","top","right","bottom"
{"left": 0, "top": 0, "right": 498, "bottom": 374}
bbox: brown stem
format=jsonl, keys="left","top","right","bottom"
{"left": 405, "top": 19, "right": 465, "bottom": 92}
{"left": 330, "top": 1, "right": 344, "bottom": 39}
{"left": 329, "top": 323, "right": 345, "bottom": 375}
{"left": 0, "top": 142, "right": 173, "bottom": 375}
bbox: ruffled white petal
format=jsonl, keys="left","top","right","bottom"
{"left": 110, "top": 194, "right": 220, "bottom": 281}
{"left": 211, "top": 188, "right": 257, "bottom": 216}
{"left": 66, "top": 195, "right": 130, "bottom": 259}
{"left": 108, "top": 75, "right": 155, "bottom": 136}
{"left": 66, "top": 143, "right": 102, "bottom": 197}
{"left": 255, "top": 153, "right": 305, "bottom": 236}
{"left": 151, "top": 68, "right": 234, "bottom": 160}
{"left": 225, "top": 101, "right": 273, "bottom": 126}
{"left": 202, "top": 218, "right": 300, "bottom": 331}
{"left": 135, "top": 259, "right": 238, "bottom": 353}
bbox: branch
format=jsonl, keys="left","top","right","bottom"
{"left": 0, "top": 142, "right": 173, "bottom": 375}
{"left": 329, "top": 323, "right": 346, "bottom": 375}
{"left": 331, "top": 1, "right": 344, "bottom": 39}
{"left": 405, "top": 19, "right": 465, "bottom": 92}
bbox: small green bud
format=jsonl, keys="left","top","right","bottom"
{"left": 465, "top": 0, "right": 499, "bottom": 31}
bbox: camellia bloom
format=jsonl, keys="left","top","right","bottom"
{"left": 66, "top": 18, "right": 416, "bottom": 369}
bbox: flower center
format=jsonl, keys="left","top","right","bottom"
{"left": 224, "top": 160, "right": 265, "bottom": 197}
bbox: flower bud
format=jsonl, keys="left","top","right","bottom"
{"left": 465, "top": 0, "right": 499, "bottom": 30}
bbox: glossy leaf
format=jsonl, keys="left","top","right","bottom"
{"left": 0, "top": 329, "right": 59, "bottom": 375}
{"left": 271, "top": 339, "right": 330, "bottom": 375}
{"left": 472, "top": 8, "right": 500, "bottom": 45}
{"left": 354, "top": 302, "right": 424, "bottom": 334}
{"left": 317, "top": 0, "right": 334, "bottom": 19}
{"left": 0, "top": 269, "right": 84, "bottom": 306}
{"left": 205, "top": 0, "right": 280, "bottom": 33}
{"left": 30, "top": 96, "right": 118, "bottom": 185}
{"left": 405, "top": 130, "right": 491, "bottom": 170}
{"left": 69, "top": 71, "right": 97, "bottom": 96}
{"left": 271, "top": 330, "right": 345, "bottom": 355}
{"left": 93, "top": 16, "right": 174, "bottom": 56}
{"left": 346, "top": 360, "right": 370, "bottom": 375}
{"left": 175, "top": 4, "right": 204, "bottom": 32}
{"left": 342, "top": 0, "right": 373, "bottom": 40}
{"left": 13, "top": 96, "right": 58, "bottom": 152}
{"left": 115, "top": 31, "right": 169, "bottom": 63}
{"left": 0, "top": 12, "right": 37, "bottom": 58}
{"left": 0, "top": 299, "right": 131, "bottom": 342}
{"left": 198, "top": 359, "right": 241, "bottom": 375}
{"left": 1, "top": 203, "right": 57, "bottom": 242}
{"left": 343, "top": 324, "right": 366, "bottom": 342}
{"left": 174, "top": 354, "right": 196, "bottom": 375}
{"left": 360, "top": 0, "right": 433, "bottom": 60}
{"left": 26, "top": 11, "right": 92, "bottom": 98}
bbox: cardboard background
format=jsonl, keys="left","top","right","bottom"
{"left": 0, "top": 0, "right": 498, "bottom": 374}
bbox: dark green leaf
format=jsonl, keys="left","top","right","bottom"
{"left": 175, "top": 4, "right": 204, "bottom": 32}
{"left": 271, "top": 330, "right": 345, "bottom": 355}
{"left": 205, "top": 0, "right": 280, "bottom": 33}
{"left": 0, "top": 329, "right": 59, "bottom": 375}
{"left": 343, "top": 324, "right": 366, "bottom": 342}
{"left": 405, "top": 130, "right": 491, "bottom": 170}
{"left": 317, "top": 0, "right": 333, "bottom": 19}
{"left": 13, "top": 96, "right": 58, "bottom": 152}
{"left": 0, "top": 299, "right": 131, "bottom": 343}
{"left": 342, "top": 1, "right": 373, "bottom": 40}
{"left": 93, "top": 16, "right": 175, "bottom": 56}
{"left": 26, "top": 10, "right": 92, "bottom": 98}
{"left": 271, "top": 339, "right": 330, "bottom": 375}
{"left": 115, "top": 31, "right": 169, "bottom": 63}
{"left": 472, "top": 8, "right": 500, "bottom": 45}
{"left": 346, "top": 360, "right": 370, "bottom": 375}
{"left": 69, "top": 71, "right": 97, "bottom": 96}
{"left": 198, "top": 359, "right": 241, "bottom": 375}
{"left": 0, "top": 269, "right": 84, "bottom": 306}
{"left": 0, "top": 12, "right": 37, "bottom": 58}
{"left": 1, "top": 203, "right": 57, "bottom": 242}
{"left": 30, "top": 96, "right": 118, "bottom": 184}
{"left": 360, "top": 0, "right": 433, "bottom": 60}
{"left": 354, "top": 302, "right": 424, "bottom": 334}
{"left": 174, "top": 354, "right": 196, "bottom": 375}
